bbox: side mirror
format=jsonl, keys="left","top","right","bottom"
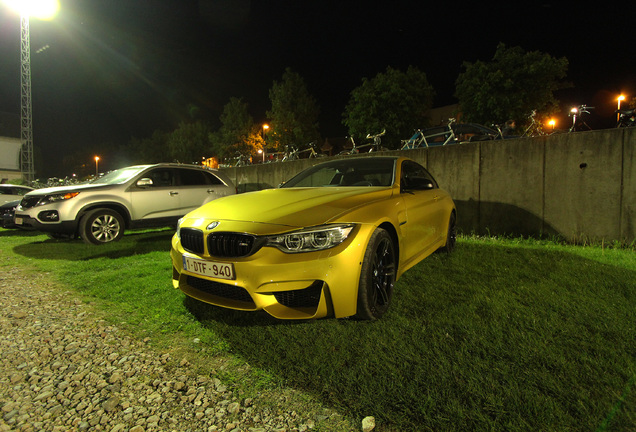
{"left": 136, "top": 178, "right": 154, "bottom": 187}
{"left": 403, "top": 176, "right": 434, "bottom": 191}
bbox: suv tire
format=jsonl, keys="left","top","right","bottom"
{"left": 80, "top": 208, "right": 125, "bottom": 245}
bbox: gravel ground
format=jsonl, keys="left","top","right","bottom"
{"left": 0, "top": 266, "right": 362, "bottom": 432}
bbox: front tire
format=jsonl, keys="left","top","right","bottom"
{"left": 355, "top": 228, "right": 396, "bottom": 320}
{"left": 79, "top": 209, "right": 125, "bottom": 245}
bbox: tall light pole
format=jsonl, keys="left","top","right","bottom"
{"left": 20, "top": 14, "right": 34, "bottom": 182}
{"left": 95, "top": 156, "right": 100, "bottom": 176}
{"left": 3, "top": 0, "right": 60, "bottom": 183}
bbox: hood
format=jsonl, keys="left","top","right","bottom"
{"left": 184, "top": 187, "right": 394, "bottom": 229}
{"left": 26, "top": 183, "right": 112, "bottom": 196}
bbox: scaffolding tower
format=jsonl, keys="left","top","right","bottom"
{"left": 20, "top": 16, "right": 35, "bottom": 183}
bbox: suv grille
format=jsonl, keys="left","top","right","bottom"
{"left": 20, "top": 196, "right": 41, "bottom": 209}
{"left": 208, "top": 233, "right": 256, "bottom": 257}
{"left": 180, "top": 228, "right": 204, "bottom": 254}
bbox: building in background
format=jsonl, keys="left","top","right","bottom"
{"left": 0, "top": 112, "right": 21, "bottom": 182}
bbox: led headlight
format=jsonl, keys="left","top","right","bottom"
{"left": 38, "top": 192, "right": 79, "bottom": 205}
{"left": 266, "top": 224, "right": 355, "bottom": 253}
{"left": 175, "top": 217, "right": 184, "bottom": 239}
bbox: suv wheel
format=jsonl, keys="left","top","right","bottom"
{"left": 80, "top": 209, "right": 125, "bottom": 245}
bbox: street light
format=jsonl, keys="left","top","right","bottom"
{"left": 548, "top": 119, "right": 556, "bottom": 131}
{"left": 262, "top": 124, "right": 269, "bottom": 142}
{"left": 617, "top": 94, "right": 626, "bottom": 123}
{"left": 95, "top": 156, "right": 100, "bottom": 176}
{"left": 3, "top": 0, "right": 60, "bottom": 183}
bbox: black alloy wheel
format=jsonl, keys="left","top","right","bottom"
{"left": 355, "top": 228, "right": 396, "bottom": 320}
{"left": 438, "top": 212, "right": 456, "bottom": 254}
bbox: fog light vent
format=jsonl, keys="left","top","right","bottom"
{"left": 38, "top": 210, "right": 59, "bottom": 221}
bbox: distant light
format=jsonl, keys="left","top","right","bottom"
{"left": 570, "top": 107, "right": 578, "bottom": 114}
{"left": 618, "top": 95, "right": 626, "bottom": 102}
{"left": 2, "top": 0, "right": 60, "bottom": 20}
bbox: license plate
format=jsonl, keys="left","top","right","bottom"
{"left": 182, "top": 256, "right": 235, "bottom": 280}
{"left": 14, "top": 217, "right": 23, "bottom": 225}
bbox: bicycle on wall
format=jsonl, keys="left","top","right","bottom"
{"left": 520, "top": 110, "right": 550, "bottom": 137}
{"left": 568, "top": 105, "right": 594, "bottom": 132}
{"left": 616, "top": 108, "right": 635, "bottom": 127}
{"left": 357, "top": 129, "right": 388, "bottom": 153}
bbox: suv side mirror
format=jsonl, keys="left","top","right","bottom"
{"left": 136, "top": 178, "right": 154, "bottom": 187}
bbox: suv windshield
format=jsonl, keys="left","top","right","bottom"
{"left": 91, "top": 166, "right": 149, "bottom": 185}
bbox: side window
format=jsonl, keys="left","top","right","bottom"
{"left": 178, "top": 169, "right": 207, "bottom": 186}
{"left": 202, "top": 171, "right": 224, "bottom": 186}
{"left": 146, "top": 169, "right": 175, "bottom": 187}
{"left": 401, "top": 161, "right": 438, "bottom": 190}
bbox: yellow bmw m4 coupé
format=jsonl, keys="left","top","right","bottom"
{"left": 171, "top": 156, "right": 456, "bottom": 320}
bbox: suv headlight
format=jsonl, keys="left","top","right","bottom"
{"left": 38, "top": 192, "right": 80, "bottom": 206}
{"left": 266, "top": 224, "right": 355, "bottom": 253}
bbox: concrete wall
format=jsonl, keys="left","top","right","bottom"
{"left": 220, "top": 127, "right": 636, "bottom": 243}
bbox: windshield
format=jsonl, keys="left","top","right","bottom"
{"left": 90, "top": 166, "right": 149, "bottom": 185}
{"left": 281, "top": 157, "right": 396, "bottom": 188}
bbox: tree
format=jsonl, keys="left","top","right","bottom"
{"left": 167, "top": 121, "right": 212, "bottom": 164}
{"left": 212, "top": 97, "right": 263, "bottom": 160}
{"left": 454, "top": 43, "right": 570, "bottom": 128}
{"left": 266, "top": 68, "right": 320, "bottom": 151}
{"left": 342, "top": 66, "right": 434, "bottom": 149}
{"left": 126, "top": 130, "right": 170, "bottom": 165}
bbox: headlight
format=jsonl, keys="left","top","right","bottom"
{"left": 175, "top": 218, "right": 184, "bottom": 239}
{"left": 266, "top": 224, "right": 355, "bottom": 253}
{"left": 38, "top": 192, "right": 80, "bottom": 205}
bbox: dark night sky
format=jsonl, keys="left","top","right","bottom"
{"left": 0, "top": 0, "right": 634, "bottom": 177}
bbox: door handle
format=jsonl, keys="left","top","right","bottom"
{"left": 169, "top": 191, "right": 179, "bottom": 196}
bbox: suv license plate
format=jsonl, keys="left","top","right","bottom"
{"left": 182, "top": 256, "right": 235, "bottom": 280}
{"left": 14, "top": 217, "right": 23, "bottom": 225}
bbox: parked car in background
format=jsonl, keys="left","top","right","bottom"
{"left": 14, "top": 164, "right": 236, "bottom": 244}
{"left": 0, "top": 184, "right": 34, "bottom": 205}
{"left": 0, "top": 200, "right": 20, "bottom": 228}
{"left": 171, "top": 156, "right": 456, "bottom": 320}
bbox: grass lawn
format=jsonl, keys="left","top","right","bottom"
{"left": 1, "top": 228, "right": 634, "bottom": 431}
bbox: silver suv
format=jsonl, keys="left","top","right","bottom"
{"left": 14, "top": 163, "right": 236, "bottom": 244}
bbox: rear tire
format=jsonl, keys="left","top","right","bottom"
{"left": 355, "top": 228, "right": 396, "bottom": 320}
{"left": 80, "top": 209, "right": 125, "bottom": 245}
{"left": 438, "top": 212, "right": 456, "bottom": 253}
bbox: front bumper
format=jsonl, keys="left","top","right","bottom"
{"left": 13, "top": 212, "right": 77, "bottom": 234}
{"left": 170, "top": 225, "right": 375, "bottom": 319}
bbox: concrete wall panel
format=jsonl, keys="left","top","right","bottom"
{"left": 479, "top": 137, "right": 545, "bottom": 236}
{"left": 544, "top": 130, "right": 623, "bottom": 241}
{"left": 427, "top": 143, "right": 480, "bottom": 233}
{"left": 221, "top": 128, "right": 636, "bottom": 243}
{"left": 620, "top": 127, "right": 636, "bottom": 242}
